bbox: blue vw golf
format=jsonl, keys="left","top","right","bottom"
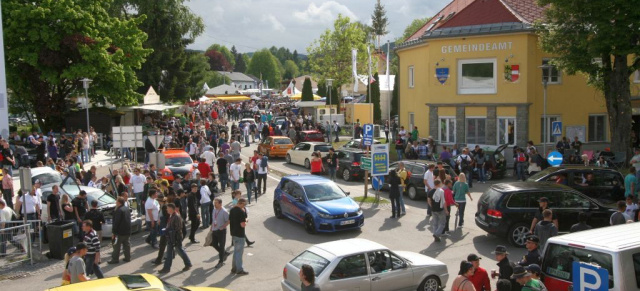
{"left": 273, "top": 175, "right": 364, "bottom": 233}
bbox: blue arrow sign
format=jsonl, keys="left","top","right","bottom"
{"left": 372, "top": 176, "right": 384, "bottom": 191}
{"left": 363, "top": 123, "right": 374, "bottom": 147}
{"left": 547, "top": 151, "right": 563, "bottom": 167}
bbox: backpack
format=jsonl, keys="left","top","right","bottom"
{"left": 517, "top": 153, "right": 527, "bottom": 162}
{"left": 427, "top": 189, "right": 442, "bottom": 212}
{"left": 460, "top": 155, "right": 470, "bottom": 171}
{"left": 336, "top": 124, "right": 341, "bottom": 133}
{"left": 260, "top": 156, "right": 269, "bottom": 170}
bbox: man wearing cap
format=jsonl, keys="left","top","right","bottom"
{"left": 529, "top": 197, "right": 558, "bottom": 234}
{"left": 467, "top": 254, "right": 490, "bottom": 291}
{"left": 512, "top": 265, "right": 547, "bottom": 291}
{"left": 518, "top": 235, "right": 541, "bottom": 267}
{"left": 492, "top": 245, "right": 519, "bottom": 291}
{"left": 68, "top": 242, "right": 90, "bottom": 284}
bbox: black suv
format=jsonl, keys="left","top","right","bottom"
{"left": 527, "top": 166, "right": 624, "bottom": 205}
{"left": 381, "top": 160, "right": 457, "bottom": 200}
{"left": 475, "top": 182, "right": 614, "bottom": 247}
{"left": 335, "top": 149, "right": 365, "bottom": 181}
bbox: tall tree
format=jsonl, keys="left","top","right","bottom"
{"left": 230, "top": 45, "right": 238, "bottom": 58}
{"left": 301, "top": 77, "right": 314, "bottom": 101}
{"left": 325, "top": 84, "right": 340, "bottom": 113}
{"left": 247, "top": 49, "right": 281, "bottom": 90}
{"left": 234, "top": 53, "right": 248, "bottom": 73}
{"left": 371, "top": 0, "right": 389, "bottom": 48}
{"left": 316, "top": 80, "right": 327, "bottom": 98}
{"left": 283, "top": 60, "right": 300, "bottom": 80}
{"left": 308, "top": 15, "right": 371, "bottom": 97}
{"left": 207, "top": 44, "right": 235, "bottom": 69}
{"left": 398, "top": 17, "right": 430, "bottom": 42}
{"left": 367, "top": 73, "right": 381, "bottom": 123}
{"left": 293, "top": 50, "right": 299, "bottom": 65}
{"left": 183, "top": 52, "right": 228, "bottom": 99}
{"left": 3, "top": 0, "right": 151, "bottom": 131}
{"left": 536, "top": 0, "right": 640, "bottom": 156}
{"left": 391, "top": 74, "right": 399, "bottom": 116}
{"left": 205, "top": 50, "right": 232, "bottom": 71}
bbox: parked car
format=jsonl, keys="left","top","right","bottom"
{"left": 274, "top": 116, "right": 287, "bottom": 129}
{"left": 381, "top": 160, "right": 458, "bottom": 200}
{"left": 285, "top": 142, "right": 332, "bottom": 169}
{"left": 453, "top": 144, "right": 508, "bottom": 180}
{"left": 46, "top": 273, "right": 229, "bottom": 291}
{"left": 258, "top": 136, "right": 294, "bottom": 158}
{"left": 240, "top": 118, "right": 256, "bottom": 126}
{"left": 299, "top": 130, "right": 325, "bottom": 142}
{"left": 281, "top": 238, "right": 448, "bottom": 291}
{"left": 541, "top": 223, "right": 640, "bottom": 291}
{"left": 273, "top": 175, "right": 363, "bottom": 233}
{"left": 335, "top": 149, "right": 365, "bottom": 181}
{"left": 32, "top": 167, "right": 143, "bottom": 239}
{"left": 526, "top": 165, "right": 625, "bottom": 205}
{"left": 158, "top": 149, "right": 197, "bottom": 182}
{"left": 475, "top": 182, "right": 615, "bottom": 247}
{"left": 341, "top": 138, "right": 381, "bottom": 150}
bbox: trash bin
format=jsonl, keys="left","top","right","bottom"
{"left": 47, "top": 221, "right": 75, "bottom": 260}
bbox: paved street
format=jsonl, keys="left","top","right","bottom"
{"left": 1, "top": 142, "right": 528, "bottom": 291}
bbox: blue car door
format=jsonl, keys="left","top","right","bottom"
{"left": 289, "top": 184, "right": 309, "bottom": 222}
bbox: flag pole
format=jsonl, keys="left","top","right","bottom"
{"left": 387, "top": 40, "right": 391, "bottom": 134}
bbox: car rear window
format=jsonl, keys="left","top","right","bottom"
{"left": 543, "top": 243, "right": 614, "bottom": 288}
{"left": 315, "top": 145, "right": 331, "bottom": 152}
{"left": 273, "top": 138, "right": 292, "bottom": 145}
{"left": 290, "top": 251, "right": 330, "bottom": 275}
{"left": 527, "top": 168, "right": 561, "bottom": 181}
{"left": 308, "top": 133, "right": 323, "bottom": 139}
{"left": 480, "top": 188, "right": 503, "bottom": 209}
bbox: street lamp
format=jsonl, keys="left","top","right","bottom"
{"left": 81, "top": 78, "right": 92, "bottom": 135}
{"left": 327, "top": 78, "right": 334, "bottom": 144}
{"left": 539, "top": 64, "right": 552, "bottom": 157}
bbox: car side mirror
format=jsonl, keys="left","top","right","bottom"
{"left": 345, "top": 191, "right": 351, "bottom": 196}
{"left": 296, "top": 197, "right": 304, "bottom": 203}
{"left": 402, "top": 261, "right": 408, "bottom": 268}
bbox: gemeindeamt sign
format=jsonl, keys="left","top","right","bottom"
{"left": 441, "top": 42, "right": 513, "bottom": 54}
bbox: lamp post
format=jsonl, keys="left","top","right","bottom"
{"left": 81, "top": 78, "right": 92, "bottom": 135}
{"left": 539, "top": 64, "right": 552, "bottom": 157}
{"left": 327, "top": 78, "right": 334, "bottom": 145}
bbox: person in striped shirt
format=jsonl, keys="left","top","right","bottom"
{"left": 82, "top": 220, "right": 104, "bottom": 279}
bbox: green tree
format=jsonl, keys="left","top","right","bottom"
{"left": 391, "top": 74, "right": 399, "bottom": 116}
{"left": 247, "top": 49, "right": 281, "bottom": 90}
{"left": 536, "top": 0, "right": 640, "bottom": 156}
{"left": 308, "top": 15, "right": 372, "bottom": 97}
{"left": 398, "top": 17, "right": 430, "bottom": 43}
{"left": 183, "top": 52, "right": 228, "bottom": 99}
{"left": 207, "top": 44, "right": 235, "bottom": 69}
{"left": 325, "top": 84, "right": 340, "bottom": 113}
{"left": 235, "top": 53, "right": 248, "bottom": 73}
{"left": 366, "top": 73, "right": 381, "bottom": 123}
{"left": 301, "top": 77, "right": 314, "bottom": 101}
{"left": 283, "top": 60, "right": 300, "bottom": 80}
{"left": 371, "top": 0, "right": 389, "bottom": 48}
{"left": 293, "top": 50, "right": 299, "bottom": 65}
{"left": 316, "top": 80, "right": 327, "bottom": 98}
{"left": 3, "top": 0, "right": 151, "bottom": 131}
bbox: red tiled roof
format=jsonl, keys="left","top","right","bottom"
{"left": 405, "top": 0, "right": 475, "bottom": 41}
{"left": 500, "top": 0, "right": 546, "bottom": 23}
{"left": 439, "top": 0, "right": 520, "bottom": 28}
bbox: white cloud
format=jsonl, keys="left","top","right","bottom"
{"left": 263, "top": 14, "right": 286, "bottom": 32}
{"left": 293, "top": 1, "right": 358, "bottom": 25}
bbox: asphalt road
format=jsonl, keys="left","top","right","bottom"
{"left": 2, "top": 140, "right": 529, "bottom": 291}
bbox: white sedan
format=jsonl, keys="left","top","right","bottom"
{"left": 281, "top": 238, "right": 448, "bottom": 291}
{"left": 285, "top": 142, "right": 332, "bottom": 169}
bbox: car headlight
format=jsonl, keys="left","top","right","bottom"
{"left": 357, "top": 208, "right": 363, "bottom": 215}
{"left": 318, "top": 212, "right": 333, "bottom": 219}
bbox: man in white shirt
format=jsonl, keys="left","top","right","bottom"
{"left": 229, "top": 158, "right": 243, "bottom": 191}
{"left": 429, "top": 180, "right": 448, "bottom": 242}
{"left": 624, "top": 195, "right": 638, "bottom": 221}
{"left": 129, "top": 168, "right": 146, "bottom": 216}
{"left": 456, "top": 148, "right": 474, "bottom": 188}
{"left": 187, "top": 138, "right": 197, "bottom": 161}
{"left": 200, "top": 147, "right": 216, "bottom": 170}
{"left": 144, "top": 189, "right": 160, "bottom": 248}
{"left": 423, "top": 164, "right": 436, "bottom": 216}
{"left": 230, "top": 139, "right": 242, "bottom": 161}
{"left": 256, "top": 153, "right": 269, "bottom": 196}
{"left": 243, "top": 123, "right": 250, "bottom": 147}
{"left": 200, "top": 181, "right": 212, "bottom": 229}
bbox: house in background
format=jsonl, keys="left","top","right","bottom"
{"left": 218, "top": 71, "right": 256, "bottom": 90}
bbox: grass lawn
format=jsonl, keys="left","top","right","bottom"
{"left": 352, "top": 196, "right": 389, "bottom": 204}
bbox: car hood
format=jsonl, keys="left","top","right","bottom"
{"left": 395, "top": 251, "right": 446, "bottom": 267}
{"left": 167, "top": 164, "right": 193, "bottom": 172}
{"left": 311, "top": 197, "right": 359, "bottom": 215}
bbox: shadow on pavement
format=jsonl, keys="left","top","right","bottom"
{"left": 262, "top": 216, "right": 362, "bottom": 245}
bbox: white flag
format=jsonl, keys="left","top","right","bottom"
{"left": 352, "top": 49, "right": 358, "bottom": 92}
{"left": 367, "top": 46, "right": 373, "bottom": 87}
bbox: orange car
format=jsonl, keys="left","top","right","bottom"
{"left": 158, "top": 149, "right": 197, "bottom": 182}
{"left": 258, "top": 136, "right": 293, "bottom": 158}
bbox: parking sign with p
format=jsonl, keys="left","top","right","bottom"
{"left": 572, "top": 262, "right": 608, "bottom": 291}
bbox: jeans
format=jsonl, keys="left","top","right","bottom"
{"left": 244, "top": 134, "right": 250, "bottom": 147}
{"left": 257, "top": 173, "right": 267, "bottom": 194}
{"left": 219, "top": 173, "right": 228, "bottom": 192}
{"left": 444, "top": 205, "right": 451, "bottom": 232}
{"left": 111, "top": 234, "right": 131, "bottom": 262}
{"left": 432, "top": 211, "right": 446, "bottom": 237}
{"left": 200, "top": 202, "right": 212, "bottom": 228}
{"left": 211, "top": 229, "right": 227, "bottom": 263}
{"left": 396, "top": 149, "right": 404, "bottom": 160}
{"left": 477, "top": 166, "right": 486, "bottom": 182}
{"left": 328, "top": 167, "right": 337, "bottom": 181}
{"left": 134, "top": 192, "right": 144, "bottom": 216}
{"left": 516, "top": 162, "right": 526, "bottom": 181}
{"left": 457, "top": 202, "right": 467, "bottom": 227}
{"left": 145, "top": 221, "right": 159, "bottom": 246}
{"left": 2, "top": 188, "right": 13, "bottom": 209}
{"left": 163, "top": 239, "right": 191, "bottom": 270}
{"left": 84, "top": 253, "right": 104, "bottom": 278}
{"left": 230, "top": 180, "right": 240, "bottom": 191}
{"left": 466, "top": 169, "right": 473, "bottom": 187}
{"left": 231, "top": 236, "right": 245, "bottom": 272}
{"left": 245, "top": 183, "right": 254, "bottom": 203}
{"left": 398, "top": 186, "right": 406, "bottom": 213}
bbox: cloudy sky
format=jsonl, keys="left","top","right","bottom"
{"left": 185, "top": 0, "right": 448, "bottom": 53}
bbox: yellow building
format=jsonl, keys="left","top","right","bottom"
{"left": 396, "top": 0, "right": 640, "bottom": 151}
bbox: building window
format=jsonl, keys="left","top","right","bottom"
{"left": 540, "top": 116, "right": 561, "bottom": 144}
{"left": 634, "top": 71, "right": 640, "bottom": 83}
{"left": 589, "top": 115, "right": 607, "bottom": 142}
{"left": 542, "top": 59, "right": 562, "bottom": 84}
{"left": 466, "top": 118, "right": 487, "bottom": 144}
{"left": 408, "top": 66, "right": 414, "bottom": 88}
{"left": 458, "top": 59, "right": 497, "bottom": 94}
{"left": 408, "top": 112, "right": 415, "bottom": 130}
{"left": 439, "top": 117, "right": 456, "bottom": 143}
{"left": 497, "top": 118, "right": 516, "bottom": 145}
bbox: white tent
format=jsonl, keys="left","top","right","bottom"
{"left": 282, "top": 80, "right": 301, "bottom": 97}
{"left": 198, "top": 96, "right": 209, "bottom": 102}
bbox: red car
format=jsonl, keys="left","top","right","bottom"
{"left": 299, "top": 130, "right": 325, "bottom": 142}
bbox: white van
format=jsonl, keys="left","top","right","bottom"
{"left": 541, "top": 223, "right": 640, "bottom": 291}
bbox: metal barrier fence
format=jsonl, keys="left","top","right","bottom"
{"left": 0, "top": 224, "right": 32, "bottom": 267}
{"left": 2, "top": 220, "right": 43, "bottom": 253}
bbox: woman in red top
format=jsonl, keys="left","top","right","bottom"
{"left": 310, "top": 152, "right": 324, "bottom": 175}
{"left": 443, "top": 179, "right": 458, "bottom": 233}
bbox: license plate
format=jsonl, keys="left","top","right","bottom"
{"left": 340, "top": 219, "right": 355, "bottom": 225}
{"left": 279, "top": 146, "right": 288, "bottom": 149}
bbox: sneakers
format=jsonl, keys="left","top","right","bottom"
{"left": 107, "top": 260, "right": 119, "bottom": 264}
{"left": 158, "top": 269, "right": 170, "bottom": 274}
{"left": 214, "top": 262, "right": 224, "bottom": 268}
{"left": 182, "top": 265, "right": 192, "bottom": 271}
{"left": 235, "top": 270, "right": 249, "bottom": 275}
{"left": 433, "top": 235, "right": 441, "bottom": 242}
{"left": 246, "top": 241, "right": 255, "bottom": 247}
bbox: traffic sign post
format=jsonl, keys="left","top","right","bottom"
{"left": 547, "top": 151, "right": 563, "bottom": 167}
{"left": 371, "top": 144, "right": 389, "bottom": 176}
{"left": 363, "top": 123, "right": 374, "bottom": 147}
{"left": 572, "top": 262, "right": 608, "bottom": 291}
{"left": 361, "top": 157, "right": 371, "bottom": 171}
{"left": 552, "top": 121, "right": 562, "bottom": 137}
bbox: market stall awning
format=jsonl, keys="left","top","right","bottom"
{"left": 209, "top": 95, "right": 250, "bottom": 102}
{"left": 289, "top": 93, "right": 322, "bottom": 100}
{"left": 129, "top": 104, "right": 181, "bottom": 111}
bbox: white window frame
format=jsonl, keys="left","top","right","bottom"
{"left": 542, "top": 59, "right": 562, "bottom": 84}
{"left": 457, "top": 58, "right": 497, "bottom": 94}
{"left": 497, "top": 117, "right": 517, "bottom": 146}
{"left": 588, "top": 114, "right": 607, "bottom": 142}
{"left": 408, "top": 66, "right": 415, "bottom": 88}
{"left": 541, "top": 115, "right": 562, "bottom": 144}
{"left": 438, "top": 117, "right": 456, "bottom": 144}
{"left": 634, "top": 70, "right": 640, "bottom": 83}
{"left": 408, "top": 112, "right": 415, "bottom": 130}
{"left": 465, "top": 117, "right": 487, "bottom": 145}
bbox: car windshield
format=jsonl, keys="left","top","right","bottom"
{"left": 60, "top": 185, "right": 116, "bottom": 206}
{"left": 273, "top": 138, "right": 292, "bottom": 145}
{"left": 304, "top": 182, "right": 347, "bottom": 201}
{"left": 352, "top": 153, "right": 363, "bottom": 162}
{"left": 33, "top": 172, "right": 76, "bottom": 186}
{"left": 290, "top": 251, "right": 331, "bottom": 276}
{"left": 314, "top": 145, "right": 332, "bottom": 152}
{"left": 166, "top": 156, "right": 193, "bottom": 166}
{"left": 543, "top": 243, "right": 614, "bottom": 288}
